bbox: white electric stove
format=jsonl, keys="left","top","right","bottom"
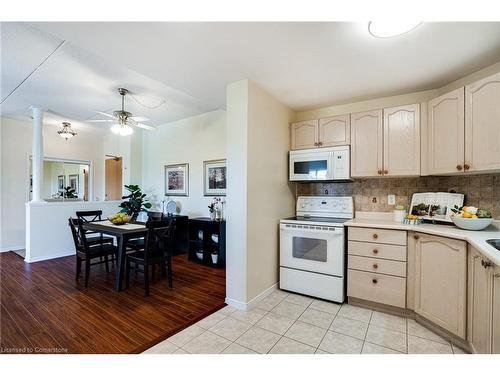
{"left": 279, "top": 196, "right": 353, "bottom": 303}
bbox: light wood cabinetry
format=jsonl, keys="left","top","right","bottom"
{"left": 290, "top": 115, "right": 350, "bottom": 150}
{"left": 427, "top": 88, "right": 465, "bottom": 174}
{"left": 350, "top": 105, "right": 420, "bottom": 178}
{"left": 290, "top": 120, "right": 319, "bottom": 150}
{"left": 347, "top": 227, "right": 407, "bottom": 308}
{"left": 414, "top": 234, "right": 467, "bottom": 339}
{"left": 383, "top": 104, "right": 420, "bottom": 176}
{"left": 318, "top": 114, "right": 350, "bottom": 147}
{"left": 350, "top": 110, "right": 384, "bottom": 177}
{"left": 465, "top": 71, "right": 500, "bottom": 172}
{"left": 468, "top": 246, "right": 500, "bottom": 353}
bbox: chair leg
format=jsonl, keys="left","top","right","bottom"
{"left": 76, "top": 256, "right": 82, "bottom": 281}
{"left": 85, "top": 258, "right": 90, "bottom": 288}
{"left": 161, "top": 261, "right": 167, "bottom": 276}
{"left": 152, "top": 264, "right": 156, "bottom": 281}
{"left": 144, "top": 264, "right": 150, "bottom": 296}
{"left": 104, "top": 255, "right": 109, "bottom": 273}
{"left": 125, "top": 259, "right": 130, "bottom": 289}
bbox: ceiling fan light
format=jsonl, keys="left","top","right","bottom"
{"left": 111, "top": 123, "right": 122, "bottom": 134}
{"left": 368, "top": 21, "right": 422, "bottom": 38}
{"left": 119, "top": 125, "right": 134, "bottom": 136}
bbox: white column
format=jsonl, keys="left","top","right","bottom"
{"left": 31, "top": 107, "right": 44, "bottom": 202}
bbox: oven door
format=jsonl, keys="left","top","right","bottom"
{"left": 289, "top": 150, "right": 333, "bottom": 181}
{"left": 280, "top": 223, "right": 344, "bottom": 277}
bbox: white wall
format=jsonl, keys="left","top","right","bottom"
{"left": 0, "top": 117, "right": 105, "bottom": 251}
{"left": 225, "top": 79, "right": 295, "bottom": 309}
{"left": 142, "top": 110, "right": 226, "bottom": 217}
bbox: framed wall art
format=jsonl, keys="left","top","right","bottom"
{"left": 68, "top": 174, "right": 79, "bottom": 194}
{"left": 165, "top": 163, "right": 189, "bottom": 196}
{"left": 57, "top": 175, "right": 66, "bottom": 192}
{"left": 203, "top": 159, "right": 226, "bottom": 196}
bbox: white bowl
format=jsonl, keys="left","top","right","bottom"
{"left": 451, "top": 216, "right": 493, "bottom": 231}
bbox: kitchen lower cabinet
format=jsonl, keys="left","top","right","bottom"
{"left": 414, "top": 234, "right": 467, "bottom": 339}
{"left": 468, "top": 246, "right": 500, "bottom": 353}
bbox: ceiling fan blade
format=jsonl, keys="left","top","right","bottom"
{"left": 87, "top": 119, "right": 114, "bottom": 123}
{"left": 130, "top": 116, "right": 150, "bottom": 122}
{"left": 133, "top": 122, "right": 156, "bottom": 131}
{"left": 96, "top": 111, "right": 115, "bottom": 119}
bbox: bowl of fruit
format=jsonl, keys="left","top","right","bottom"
{"left": 450, "top": 206, "right": 493, "bottom": 231}
{"left": 108, "top": 212, "right": 131, "bottom": 225}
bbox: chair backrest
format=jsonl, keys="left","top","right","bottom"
{"left": 147, "top": 211, "right": 164, "bottom": 222}
{"left": 76, "top": 210, "right": 103, "bottom": 222}
{"left": 68, "top": 217, "right": 90, "bottom": 254}
{"left": 143, "top": 220, "right": 175, "bottom": 261}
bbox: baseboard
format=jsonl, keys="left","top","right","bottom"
{"left": 25, "top": 250, "right": 75, "bottom": 263}
{"left": 0, "top": 245, "right": 25, "bottom": 253}
{"left": 225, "top": 282, "right": 278, "bottom": 311}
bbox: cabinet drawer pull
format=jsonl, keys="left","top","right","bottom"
{"left": 372, "top": 248, "right": 378, "bottom": 254}
{"left": 372, "top": 278, "right": 378, "bottom": 284}
{"left": 372, "top": 263, "right": 378, "bottom": 269}
{"left": 372, "top": 233, "right": 378, "bottom": 239}
{"left": 456, "top": 165, "right": 463, "bottom": 171}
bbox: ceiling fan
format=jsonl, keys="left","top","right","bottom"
{"left": 87, "top": 88, "right": 156, "bottom": 135}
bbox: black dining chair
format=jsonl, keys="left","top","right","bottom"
{"left": 127, "top": 211, "right": 166, "bottom": 250}
{"left": 125, "top": 219, "right": 175, "bottom": 296}
{"left": 68, "top": 218, "right": 118, "bottom": 288}
{"left": 75, "top": 210, "right": 114, "bottom": 247}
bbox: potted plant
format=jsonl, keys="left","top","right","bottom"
{"left": 119, "top": 184, "right": 152, "bottom": 220}
{"left": 60, "top": 186, "right": 77, "bottom": 199}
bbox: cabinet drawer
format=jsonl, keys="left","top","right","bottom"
{"left": 348, "top": 255, "right": 406, "bottom": 277}
{"left": 349, "top": 227, "right": 406, "bottom": 245}
{"left": 348, "top": 240, "right": 407, "bottom": 261}
{"left": 348, "top": 269, "right": 406, "bottom": 308}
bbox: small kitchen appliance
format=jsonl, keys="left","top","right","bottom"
{"left": 289, "top": 146, "right": 350, "bottom": 181}
{"left": 279, "top": 196, "right": 353, "bottom": 302}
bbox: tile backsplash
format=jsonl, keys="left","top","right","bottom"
{"left": 296, "top": 174, "right": 500, "bottom": 219}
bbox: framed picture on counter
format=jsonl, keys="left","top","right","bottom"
{"left": 203, "top": 159, "right": 226, "bottom": 196}
{"left": 165, "top": 163, "right": 189, "bottom": 196}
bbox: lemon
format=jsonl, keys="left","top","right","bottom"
{"left": 462, "top": 211, "right": 473, "bottom": 218}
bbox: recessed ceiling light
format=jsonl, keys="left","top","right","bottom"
{"left": 368, "top": 21, "right": 422, "bottom": 38}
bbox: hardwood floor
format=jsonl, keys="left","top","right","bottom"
{"left": 0, "top": 251, "right": 225, "bottom": 354}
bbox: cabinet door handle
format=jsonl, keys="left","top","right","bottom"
{"left": 313, "top": 142, "right": 318, "bottom": 146}
{"left": 372, "top": 248, "right": 379, "bottom": 255}
{"left": 464, "top": 164, "right": 470, "bottom": 171}
{"left": 373, "top": 263, "right": 378, "bottom": 269}
{"left": 383, "top": 170, "right": 389, "bottom": 175}
{"left": 372, "top": 233, "right": 378, "bottom": 239}
{"left": 372, "top": 278, "right": 378, "bottom": 284}
{"left": 413, "top": 234, "right": 419, "bottom": 240}
{"left": 318, "top": 141, "right": 323, "bottom": 146}
{"left": 456, "top": 165, "right": 463, "bottom": 171}
{"left": 377, "top": 170, "right": 383, "bottom": 175}
{"left": 481, "top": 259, "right": 492, "bottom": 268}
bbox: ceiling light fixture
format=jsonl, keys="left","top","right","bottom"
{"left": 368, "top": 21, "right": 422, "bottom": 38}
{"left": 57, "top": 122, "right": 77, "bottom": 140}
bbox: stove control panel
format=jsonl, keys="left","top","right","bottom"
{"left": 296, "top": 196, "right": 353, "bottom": 218}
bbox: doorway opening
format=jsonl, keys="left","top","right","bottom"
{"left": 105, "top": 156, "right": 123, "bottom": 201}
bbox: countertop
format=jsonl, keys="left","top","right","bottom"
{"left": 345, "top": 215, "right": 500, "bottom": 268}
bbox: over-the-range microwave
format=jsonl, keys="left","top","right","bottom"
{"left": 289, "top": 145, "right": 350, "bottom": 181}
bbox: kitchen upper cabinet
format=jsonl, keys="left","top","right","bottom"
{"left": 428, "top": 88, "right": 465, "bottom": 174}
{"left": 414, "top": 234, "right": 467, "bottom": 339}
{"left": 350, "top": 110, "right": 383, "bottom": 177}
{"left": 465, "top": 71, "right": 500, "bottom": 172}
{"left": 383, "top": 104, "right": 420, "bottom": 176}
{"left": 467, "top": 246, "right": 500, "bottom": 353}
{"left": 318, "top": 114, "right": 350, "bottom": 147}
{"left": 290, "top": 120, "right": 319, "bottom": 150}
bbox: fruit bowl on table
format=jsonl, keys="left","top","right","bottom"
{"left": 108, "top": 213, "right": 131, "bottom": 225}
{"left": 451, "top": 216, "right": 493, "bottom": 231}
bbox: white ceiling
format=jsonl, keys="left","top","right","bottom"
{"left": 2, "top": 22, "right": 500, "bottom": 130}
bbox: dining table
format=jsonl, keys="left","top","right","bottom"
{"left": 81, "top": 220, "right": 148, "bottom": 291}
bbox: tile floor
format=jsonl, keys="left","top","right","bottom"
{"left": 142, "top": 289, "right": 469, "bottom": 354}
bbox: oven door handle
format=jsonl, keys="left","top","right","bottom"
{"left": 280, "top": 226, "right": 343, "bottom": 235}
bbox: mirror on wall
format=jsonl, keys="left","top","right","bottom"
{"left": 29, "top": 158, "right": 91, "bottom": 202}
